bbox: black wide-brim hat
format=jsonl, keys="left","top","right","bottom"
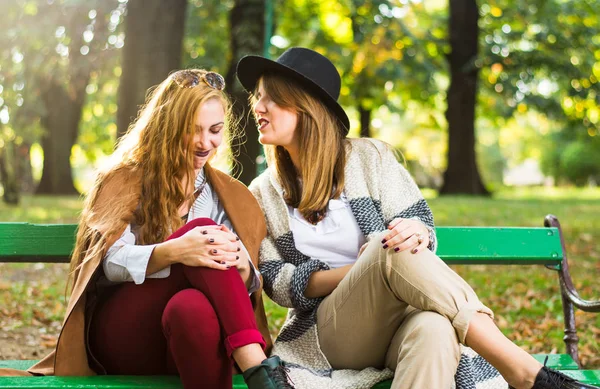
{"left": 236, "top": 47, "right": 350, "bottom": 135}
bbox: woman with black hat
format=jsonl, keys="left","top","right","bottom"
{"left": 236, "top": 47, "right": 595, "bottom": 389}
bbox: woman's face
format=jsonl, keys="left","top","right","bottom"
{"left": 190, "top": 97, "right": 225, "bottom": 171}
{"left": 253, "top": 80, "right": 298, "bottom": 147}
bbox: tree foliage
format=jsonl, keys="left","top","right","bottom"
{"left": 273, "top": 0, "right": 446, "bottom": 134}
{"left": 477, "top": 0, "right": 600, "bottom": 184}
{"left": 0, "top": 0, "right": 124, "bottom": 196}
{"left": 1, "top": 0, "right": 599, "bottom": 200}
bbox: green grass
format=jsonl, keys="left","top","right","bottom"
{"left": 1, "top": 188, "right": 599, "bottom": 367}
{"left": 426, "top": 188, "right": 600, "bottom": 367}
{"left": 0, "top": 195, "right": 81, "bottom": 223}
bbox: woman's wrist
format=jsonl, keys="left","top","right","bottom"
{"left": 236, "top": 253, "right": 253, "bottom": 288}
{"left": 153, "top": 240, "right": 177, "bottom": 265}
{"left": 237, "top": 253, "right": 251, "bottom": 272}
{"left": 419, "top": 221, "right": 435, "bottom": 246}
{"left": 305, "top": 266, "right": 350, "bottom": 298}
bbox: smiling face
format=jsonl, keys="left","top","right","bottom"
{"left": 190, "top": 97, "right": 225, "bottom": 172}
{"left": 253, "top": 79, "right": 299, "bottom": 147}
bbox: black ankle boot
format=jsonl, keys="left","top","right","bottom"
{"left": 242, "top": 355, "right": 295, "bottom": 389}
{"left": 531, "top": 365, "right": 598, "bottom": 389}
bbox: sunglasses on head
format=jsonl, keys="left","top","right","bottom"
{"left": 172, "top": 70, "right": 226, "bottom": 91}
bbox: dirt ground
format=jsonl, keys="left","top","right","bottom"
{"left": 0, "top": 263, "right": 65, "bottom": 361}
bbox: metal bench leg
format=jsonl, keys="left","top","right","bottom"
{"left": 545, "top": 215, "right": 600, "bottom": 368}
{"left": 559, "top": 280, "right": 581, "bottom": 367}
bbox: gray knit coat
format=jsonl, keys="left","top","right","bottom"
{"left": 250, "top": 138, "right": 508, "bottom": 389}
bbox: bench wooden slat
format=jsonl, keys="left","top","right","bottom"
{"left": 0, "top": 224, "right": 564, "bottom": 266}
{"left": 437, "top": 227, "right": 563, "bottom": 265}
{"left": 0, "top": 376, "right": 184, "bottom": 389}
{"left": 0, "top": 224, "right": 76, "bottom": 263}
{"left": 3, "top": 355, "right": 576, "bottom": 371}
{"left": 374, "top": 369, "right": 600, "bottom": 388}
{"left": 531, "top": 353, "right": 580, "bottom": 370}
{"left": 560, "top": 370, "right": 600, "bottom": 385}
{"left": 2, "top": 372, "right": 598, "bottom": 389}
{"left": 2, "top": 354, "right": 593, "bottom": 389}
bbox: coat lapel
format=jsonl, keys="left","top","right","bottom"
{"left": 30, "top": 168, "right": 142, "bottom": 376}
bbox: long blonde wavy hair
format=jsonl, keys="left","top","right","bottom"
{"left": 68, "top": 69, "right": 236, "bottom": 291}
{"left": 256, "top": 73, "right": 347, "bottom": 224}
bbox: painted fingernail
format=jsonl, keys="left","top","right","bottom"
{"left": 381, "top": 239, "right": 387, "bottom": 244}
{"left": 236, "top": 236, "right": 240, "bottom": 241}
{"left": 412, "top": 248, "right": 418, "bottom": 254}
{"left": 394, "top": 247, "right": 400, "bottom": 253}
{"left": 237, "top": 247, "right": 241, "bottom": 252}
{"left": 212, "top": 249, "right": 218, "bottom": 254}
{"left": 201, "top": 230, "right": 208, "bottom": 235}
{"left": 383, "top": 244, "right": 388, "bottom": 249}
{"left": 220, "top": 261, "right": 226, "bottom": 264}
{"left": 226, "top": 265, "right": 231, "bottom": 269}
{"left": 209, "top": 238, "right": 214, "bottom": 243}
{"left": 236, "top": 256, "right": 239, "bottom": 260}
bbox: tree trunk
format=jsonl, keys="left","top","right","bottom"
{"left": 225, "top": 0, "right": 266, "bottom": 185}
{"left": 116, "top": 0, "right": 187, "bottom": 138}
{"left": 440, "top": 0, "right": 489, "bottom": 195}
{"left": 0, "top": 140, "right": 20, "bottom": 205}
{"left": 35, "top": 1, "right": 116, "bottom": 195}
{"left": 18, "top": 143, "right": 35, "bottom": 194}
{"left": 359, "top": 105, "right": 371, "bottom": 138}
{"left": 36, "top": 79, "right": 86, "bottom": 195}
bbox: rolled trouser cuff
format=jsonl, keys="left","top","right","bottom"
{"left": 224, "top": 329, "right": 266, "bottom": 357}
{"left": 452, "top": 301, "right": 494, "bottom": 344}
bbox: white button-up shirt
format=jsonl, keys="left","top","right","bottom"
{"left": 102, "top": 169, "right": 261, "bottom": 293}
{"left": 288, "top": 193, "right": 366, "bottom": 268}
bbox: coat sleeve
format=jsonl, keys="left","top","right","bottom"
{"left": 371, "top": 139, "right": 438, "bottom": 252}
{"left": 258, "top": 234, "right": 330, "bottom": 311}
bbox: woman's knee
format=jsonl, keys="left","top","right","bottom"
{"left": 162, "top": 289, "right": 219, "bottom": 337}
{"left": 167, "top": 218, "right": 217, "bottom": 240}
{"left": 185, "top": 218, "right": 218, "bottom": 228}
{"left": 357, "top": 231, "right": 390, "bottom": 264}
{"left": 359, "top": 231, "right": 420, "bottom": 267}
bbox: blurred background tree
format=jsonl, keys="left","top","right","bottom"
{"left": 224, "top": 0, "right": 266, "bottom": 186}
{"left": 115, "top": 0, "right": 187, "bottom": 139}
{"left": 1, "top": 0, "right": 123, "bottom": 196}
{"left": 1, "top": 0, "right": 599, "bottom": 204}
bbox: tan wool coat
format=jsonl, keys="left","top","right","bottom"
{"left": 0, "top": 164, "right": 272, "bottom": 377}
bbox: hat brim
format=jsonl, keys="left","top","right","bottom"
{"left": 236, "top": 55, "right": 350, "bottom": 134}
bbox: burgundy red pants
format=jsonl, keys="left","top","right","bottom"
{"left": 89, "top": 218, "right": 266, "bottom": 389}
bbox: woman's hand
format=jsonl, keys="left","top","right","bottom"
{"left": 155, "top": 225, "right": 242, "bottom": 270}
{"left": 381, "top": 218, "right": 430, "bottom": 254}
{"left": 218, "top": 224, "right": 252, "bottom": 275}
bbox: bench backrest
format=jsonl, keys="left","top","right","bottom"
{"left": 0, "top": 223, "right": 564, "bottom": 266}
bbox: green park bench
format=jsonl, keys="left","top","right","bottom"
{"left": 0, "top": 214, "right": 599, "bottom": 388}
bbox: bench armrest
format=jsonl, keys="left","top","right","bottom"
{"left": 545, "top": 215, "right": 600, "bottom": 313}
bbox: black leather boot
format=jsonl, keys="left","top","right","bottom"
{"left": 242, "top": 355, "right": 295, "bottom": 389}
{"left": 530, "top": 366, "right": 598, "bottom": 389}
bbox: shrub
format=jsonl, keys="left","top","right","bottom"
{"left": 560, "top": 141, "right": 600, "bottom": 186}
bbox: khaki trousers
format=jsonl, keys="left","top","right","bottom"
{"left": 316, "top": 232, "right": 494, "bottom": 389}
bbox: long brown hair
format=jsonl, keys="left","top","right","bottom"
{"left": 257, "top": 73, "right": 347, "bottom": 224}
{"left": 68, "top": 69, "right": 236, "bottom": 290}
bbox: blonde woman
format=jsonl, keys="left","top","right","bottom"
{"left": 0, "top": 69, "right": 293, "bottom": 389}
{"left": 236, "top": 47, "right": 595, "bottom": 389}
